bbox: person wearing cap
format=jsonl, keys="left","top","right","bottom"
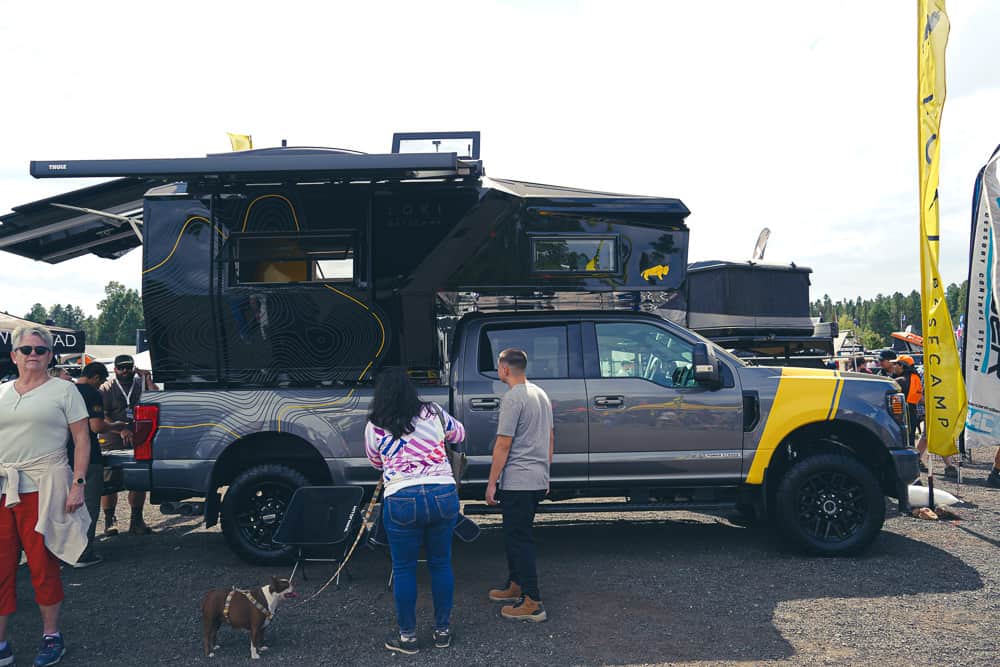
{"left": 99, "top": 355, "right": 156, "bottom": 536}
{"left": 893, "top": 354, "right": 959, "bottom": 478}
{"left": 873, "top": 349, "right": 896, "bottom": 377}
{"left": 70, "top": 362, "right": 133, "bottom": 567}
{"left": 892, "top": 355, "right": 922, "bottom": 437}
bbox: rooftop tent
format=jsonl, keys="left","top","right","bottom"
{"left": 662, "top": 260, "right": 815, "bottom": 337}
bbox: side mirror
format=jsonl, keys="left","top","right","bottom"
{"left": 692, "top": 343, "right": 720, "bottom": 386}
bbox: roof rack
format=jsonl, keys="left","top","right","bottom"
{"left": 30, "top": 148, "right": 482, "bottom": 182}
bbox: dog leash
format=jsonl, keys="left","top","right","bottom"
{"left": 293, "top": 479, "right": 384, "bottom": 606}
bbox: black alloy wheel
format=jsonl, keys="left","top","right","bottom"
{"left": 220, "top": 463, "right": 308, "bottom": 565}
{"left": 774, "top": 453, "right": 885, "bottom": 556}
{"left": 795, "top": 471, "right": 867, "bottom": 542}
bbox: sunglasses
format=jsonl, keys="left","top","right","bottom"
{"left": 16, "top": 345, "right": 51, "bottom": 356}
{"left": 116, "top": 364, "right": 134, "bottom": 371}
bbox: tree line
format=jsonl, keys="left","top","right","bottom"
{"left": 22, "top": 281, "right": 144, "bottom": 346}
{"left": 810, "top": 280, "right": 968, "bottom": 350}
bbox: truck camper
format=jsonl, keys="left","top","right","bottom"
{"left": 1, "top": 132, "right": 918, "bottom": 564}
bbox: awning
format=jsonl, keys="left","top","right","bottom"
{"left": 0, "top": 177, "right": 154, "bottom": 263}
{"left": 4, "top": 147, "right": 483, "bottom": 264}
{"left": 0, "top": 312, "right": 86, "bottom": 355}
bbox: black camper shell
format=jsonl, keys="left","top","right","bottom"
{"left": 1, "top": 134, "right": 691, "bottom": 387}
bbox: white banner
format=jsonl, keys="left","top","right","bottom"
{"left": 963, "top": 147, "right": 1000, "bottom": 448}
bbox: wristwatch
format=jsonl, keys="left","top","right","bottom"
{"left": 74, "top": 477, "right": 86, "bottom": 486}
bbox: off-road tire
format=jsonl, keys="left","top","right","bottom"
{"left": 774, "top": 453, "right": 885, "bottom": 556}
{"left": 221, "top": 463, "right": 308, "bottom": 565}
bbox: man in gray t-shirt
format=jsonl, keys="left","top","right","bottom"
{"left": 486, "top": 348, "right": 553, "bottom": 623}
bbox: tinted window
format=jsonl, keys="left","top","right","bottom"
{"left": 595, "top": 322, "right": 696, "bottom": 388}
{"left": 531, "top": 236, "right": 618, "bottom": 273}
{"left": 479, "top": 325, "right": 569, "bottom": 379}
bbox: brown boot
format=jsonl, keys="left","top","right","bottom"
{"left": 128, "top": 508, "right": 153, "bottom": 535}
{"left": 488, "top": 581, "right": 522, "bottom": 602}
{"left": 501, "top": 595, "right": 547, "bottom": 622}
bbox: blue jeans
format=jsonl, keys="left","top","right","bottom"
{"left": 382, "top": 483, "right": 459, "bottom": 635}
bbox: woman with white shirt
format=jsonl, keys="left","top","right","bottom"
{"left": 0, "top": 326, "right": 92, "bottom": 667}
{"left": 364, "top": 367, "right": 466, "bottom": 655}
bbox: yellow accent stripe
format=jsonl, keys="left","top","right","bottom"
{"left": 275, "top": 285, "right": 387, "bottom": 432}
{"left": 745, "top": 368, "right": 843, "bottom": 485}
{"left": 159, "top": 423, "right": 242, "bottom": 439}
{"left": 142, "top": 216, "right": 228, "bottom": 275}
{"left": 241, "top": 194, "right": 301, "bottom": 232}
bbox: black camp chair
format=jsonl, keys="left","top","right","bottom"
{"left": 273, "top": 485, "right": 365, "bottom": 584}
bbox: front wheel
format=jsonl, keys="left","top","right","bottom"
{"left": 774, "top": 454, "right": 885, "bottom": 556}
{"left": 220, "top": 464, "right": 308, "bottom": 565}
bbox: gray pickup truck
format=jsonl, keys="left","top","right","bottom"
{"left": 115, "top": 310, "right": 918, "bottom": 564}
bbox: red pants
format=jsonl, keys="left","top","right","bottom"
{"left": 0, "top": 492, "right": 65, "bottom": 614}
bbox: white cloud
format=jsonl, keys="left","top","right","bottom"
{"left": 1, "top": 0, "right": 997, "bottom": 316}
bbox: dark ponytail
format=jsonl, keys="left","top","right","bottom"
{"left": 368, "top": 367, "right": 428, "bottom": 439}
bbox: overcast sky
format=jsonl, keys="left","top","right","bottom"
{"left": 1, "top": 0, "right": 997, "bottom": 318}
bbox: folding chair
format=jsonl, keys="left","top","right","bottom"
{"left": 273, "top": 485, "right": 365, "bottom": 585}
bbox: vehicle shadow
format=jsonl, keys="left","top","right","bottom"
{"left": 27, "top": 515, "right": 984, "bottom": 666}
{"left": 446, "top": 519, "right": 983, "bottom": 665}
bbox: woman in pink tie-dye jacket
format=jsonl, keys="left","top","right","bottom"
{"left": 364, "top": 367, "right": 466, "bottom": 653}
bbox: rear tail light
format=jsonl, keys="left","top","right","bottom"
{"left": 886, "top": 392, "right": 906, "bottom": 427}
{"left": 132, "top": 404, "right": 159, "bottom": 461}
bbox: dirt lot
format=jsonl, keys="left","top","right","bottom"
{"left": 7, "top": 449, "right": 1000, "bottom": 666}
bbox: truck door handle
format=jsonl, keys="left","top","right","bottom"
{"left": 594, "top": 395, "right": 624, "bottom": 409}
{"left": 470, "top": 398, "right": 500, "bottom": 411}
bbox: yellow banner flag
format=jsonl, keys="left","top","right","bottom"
{"left": 227, "top": 133, "right": 253, "bottom": 152}
{"left": 917, "top": 0, "right": 965, "bottom": 458}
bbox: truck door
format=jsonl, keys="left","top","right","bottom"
{"left": 457, "top": 321, "right": 588, "bottom": 486}
{"left": 584, "top": 320, "right": 743, "bottom": 484}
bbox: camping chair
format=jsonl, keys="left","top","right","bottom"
{"left": 273, "top": 485, "right": 365, "bottom": 585}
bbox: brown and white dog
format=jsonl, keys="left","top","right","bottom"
{"left": 201, "top": 577, "right": 297, "bottom": 659}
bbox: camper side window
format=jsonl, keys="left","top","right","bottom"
{"left": 479, "top": 325, "right": 569, "bottom": 379}
{"left": 232, "top": 234, "right": 355, "bottom": 284}
{"left": 531, "top": 236, "right": 618, "bottom": 274}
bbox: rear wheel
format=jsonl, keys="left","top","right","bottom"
{"left": 220, "top": 463, "right": 308, "bottom": 565}
{"left": 774, "top": 454, "right": 885, "bottom": 556}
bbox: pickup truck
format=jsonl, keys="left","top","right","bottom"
{"left": 115, "top": 310, "right": 918, "bottom": 563}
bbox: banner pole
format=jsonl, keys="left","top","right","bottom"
{"left": 927, "top": 456, "right": 935, "bottom": 511}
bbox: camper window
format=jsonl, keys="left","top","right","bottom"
{"left": 231, "top": 234, "right": 355, "bottom": 284}
{"left": 478, "top": 324, "right": 569, "bottom": 380}
{"left": 531, "top": 236, "right": 618, "bottom": 274}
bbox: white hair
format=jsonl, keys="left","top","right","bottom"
{"left": 12, "top": 325, "right": 54, "bottom": 350}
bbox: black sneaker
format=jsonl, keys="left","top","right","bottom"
{"left": 943, "top": 466, "right": 959, "bottom": 479}
{"left": 432, "top": 629, "right": 451, "bottom": 648}
{"left": 385, "top": 635, "right": 419, "bottom": 655}
{"left": 987, "top": 470, "right": 1000, "bottom": 489}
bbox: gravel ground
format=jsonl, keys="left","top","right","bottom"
{"left": 7, "top": 448, "right": 999, "bottom": 667}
